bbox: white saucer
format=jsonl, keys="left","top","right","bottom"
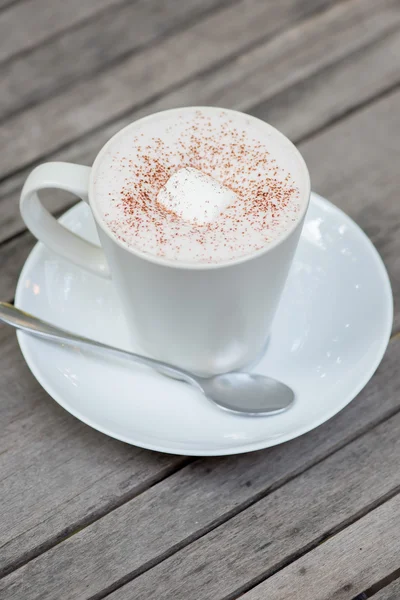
{"left": 14, "top": 193, "right": 393, "bottom": 456}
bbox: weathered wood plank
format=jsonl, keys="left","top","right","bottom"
{"left": 1, "top": 337, "right": 400, "bottom": 597}
{"left": 0, "top": 328, "right": 400, "bottom": 597}
{"left": 0, "top": 0, "right": 336, "bottom": 179}
{"left": 0, "top": 2, "right": 399, "bottom": 593}
{"left": 1, "top": 0, "right": 400, "bottom": 245}
{"left": 101, "top": 418, "right": 400, "bottom": 600}
{"left": 183, "top": 0, "right": 400, "bottom": 119}
{"left": 105, "top": 418, "right": 400, "bottom": 600}
{"left": 239, "top": 495, "right": 400, "bottom": 600}
{"left": 252, "top": 25, "right": 400, "bottom": 142}
{"left": 0, "top": 0, "right": 125, "bottom": 63}
{"left": 299, "top": 89, "right": 400, "bottom": 329}
{"left": 0, "top": 325, "right": 186, "bottom": 576}
{"left": 0, "top": 231, "right": 35, "bottom": 302}
{"left": 2, "top": 89, "right": 400, "bottom": 333}
{"left": 2, "top": 0, "right": 398, "bottom": 125}
{"left": 374, "top": 579, "right": 400, "bottom": 600}
{"left": 0, "top": 0, "right": 23, "bottom": 10}
{"left": 0, "top": 0, "right": 235, "bottom": 121}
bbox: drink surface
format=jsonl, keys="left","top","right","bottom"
{"left": 93, "top": 108, "right": 306, "bottom": 264}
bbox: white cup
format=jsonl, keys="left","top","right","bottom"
{"left": 20, "top": 107, "right": 310, "bottom": 376}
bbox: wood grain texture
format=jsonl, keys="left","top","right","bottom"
{"left": 0, "top": 0, "right": 126, "bottom": 62}
{"left": 252, "top": 25, "right": 400, "bottom": 141}
{"left": 1, "top": 0, "right": 399, "bottom": 596}
{"left": 106, "top": 416, "right": 400, "bottom": 600}
{"left": 1, "top": 0, "right": 400, "bottom": 245}
{"left": 1, "top": 337, "right": 400, "bottom": 597}
{"left": 373, "top": 579, "right": 400, "bottom": 600}
{"left": 2, "top": 89, "right": 400, "bottom": 332}
{"left": 4, "top": 407, "right": 399, "bottom": 600}
{"left": 240, "top": 494, "right": 400, "bottom": 600}
{"left": 1, "top": 231, "right": 37, "bottom": 302}
{"left": 0, "top": 0, "right": 23, "bottom": 10}
{"left": 0, "top": 0, "right": 333, "bottom": 179}
{"left": 300, "top": 88, "right": 400, "bottom": 329}
{"left": 0, "top": 0, "right": 236, "bottom": 121}
{"left": 0, "top": 325, "right": 186, "bottom": 576}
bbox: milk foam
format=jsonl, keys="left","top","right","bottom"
{"left": 157, "top": 167, "right": 237, "bottom": 224}
{"left": 94, "top": 108, "right": 306, "bottom": 264}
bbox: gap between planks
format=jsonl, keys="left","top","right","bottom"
{"left": 361, "top": 569, "right": 400, "bottom": 599}
{"left": 0, "top": 455, "right": 193, "bottom": 578}
{"left": 0, "top": 0, "right": 355, "bottom": 181}
{"left": 2, "top": 84, "right": 399, "bottom": 335}
{"left": 1, "top": 0, "right": 400, "bottom": 239}
{"left": 0, "top": 0, "right": 398, "bottom": 584}
{"left": 1, "top": 71, "right": 399, "bottom": 251}
{"left": 98, "top": 415, "right": 400, "bottom": 600}
{"left": 0, "top": 0, "right": 243, "bottom": 125}
{"left": 3, "top": 399, "right": 400, "bottom": 600}
{"left": 285, "top": 79, "right": 400, "bottom": 147}
{"left": 0, "top": 0, "right": 26, "bottom": 14}
{"left": 87, "top": 492, "right": 400, "bottom": 600}
{"left": 365, "top": 572, "right": 400, "bottom": 599}
{"left": 1, "top": 338, "right": 400, "bottom": 584}
{"left": 233, "top": 494, "right": 400, "bottom": 600}
{"left": 3, "top": 413, "right": 399, "bottom": 582}
{"left": 0, "top": 0, "right": 133, "bottom": 64}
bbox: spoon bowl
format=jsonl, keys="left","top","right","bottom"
{"left": 0, "top": 302, "right": 294, "bottom": 417}
{"left": 199, "top": 372, "right": 294, "bottom": 415}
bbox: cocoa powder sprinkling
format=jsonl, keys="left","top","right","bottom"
{"left": 97, "top": 110, "right": 301, "bottom": 263}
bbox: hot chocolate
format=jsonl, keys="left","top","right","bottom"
{"left": 94, "top": 108, "right": 304, "bottom": 264}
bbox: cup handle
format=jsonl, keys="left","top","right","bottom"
{"left": 20, "top": 162, "right": 111, "bottom": 278}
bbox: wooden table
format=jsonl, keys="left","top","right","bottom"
{"left": 1, "top": 0, "right": 400, "bottom": 598}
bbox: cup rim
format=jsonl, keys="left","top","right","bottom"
{"left": 89, "top": 106, "right": 311, "bottom": 271}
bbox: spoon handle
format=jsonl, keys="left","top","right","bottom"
{"left": 0, "top": 302, "right": 198, "bottom": 386}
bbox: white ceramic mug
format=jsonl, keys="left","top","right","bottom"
{"left": 20, "top": 107, "right": 310, "bottom": 376}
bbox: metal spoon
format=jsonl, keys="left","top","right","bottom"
{"left": 0, "top": 302, "right": 294, "bottom": 416}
